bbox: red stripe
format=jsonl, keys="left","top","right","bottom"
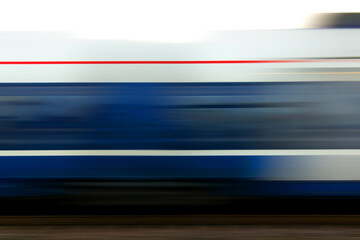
{"left": 0, "top": 60, "right": 324, "bottom": 64}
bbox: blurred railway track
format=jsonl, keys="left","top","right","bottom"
{"left": 0, "top": 215, "right": 360, "bottom": 225}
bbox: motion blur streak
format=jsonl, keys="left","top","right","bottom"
{"left": 0, "top": 12, "right": 359, "bottom": 213}
{"left": 3, "top": 149, "right": 360, "bottom": 156}
{"left": 0, "top": 60, "right": 358, "bottom": 64}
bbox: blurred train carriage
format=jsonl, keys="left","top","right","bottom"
{"left": 0, "top": 13, "right": 359, "bottom": 210}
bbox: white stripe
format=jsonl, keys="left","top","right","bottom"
{"left": 0, "top": 61, "right": 358, "bottom": 83}
{"left": 1, "top": 149, "right": 360, "bottom": 156}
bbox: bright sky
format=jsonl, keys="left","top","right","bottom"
{"left": 0, "top": 0, "right": 359, "bottom": 41}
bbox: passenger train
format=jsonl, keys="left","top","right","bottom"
{"left": 0, "top": 14, "right": 359, "bottom": 212}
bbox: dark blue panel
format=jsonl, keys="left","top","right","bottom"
{"left": 0, "top": 155, "right": 264, "bottom": 179}
{"left": 0, "top": 82, "right": 358, "bottom": 150}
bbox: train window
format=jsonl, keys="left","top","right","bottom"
{"left": 0, "top": 82, "right": 360, "bottom": 150}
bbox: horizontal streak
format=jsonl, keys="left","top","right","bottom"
{"left": 0, "top": 215, "right": 358, "bottom": 225}
{"left": 0, "top": 149, "right": 360, "bottom": 156}
{"left": 257, "top": 72, "right": 360, "bottom": 75}
{"left": 170, "top": 102, "right": 308, "bottom": 108}
{"left": 0, "top": 60, "right": 355, "bottom": 64}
